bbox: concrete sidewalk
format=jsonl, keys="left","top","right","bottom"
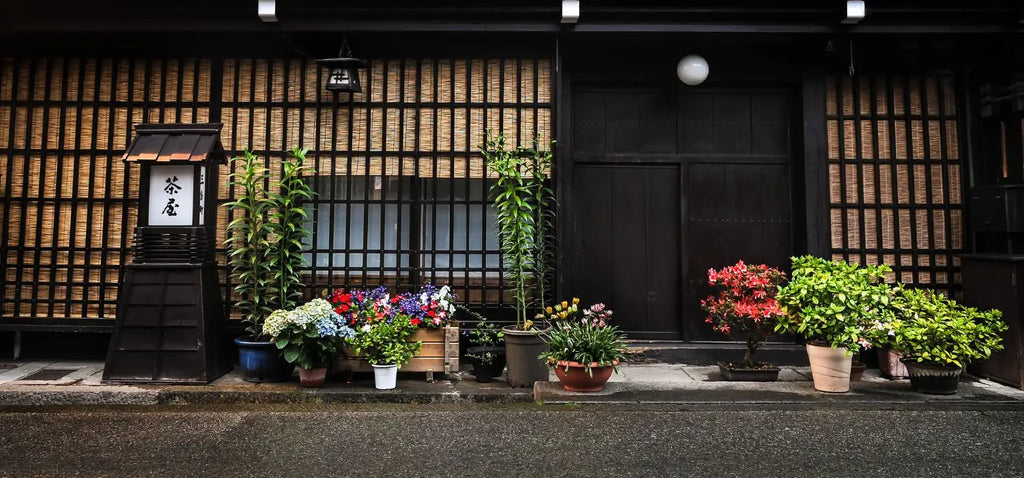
{"left": 2, "top": 359, "right": 1024, "bottom": 408}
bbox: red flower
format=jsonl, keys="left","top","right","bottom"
{"left": 411, "top": 317, "right": 421, "bottom": 326}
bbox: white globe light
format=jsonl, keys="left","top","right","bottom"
{"left": 676, "top": 55, "right": 709, "bottom": 86}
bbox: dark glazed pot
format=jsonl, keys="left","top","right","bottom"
{"left": 718, "top": 362, "right": 780, "bottom": 382}
{"left": 467, "top": 346, "right": 506, "bottom": 383}
{"left": 234, "top": 337, "right": 293, "bottom": 383}
{"left": 903, "top": 360, "right": 963, "bottom": 395}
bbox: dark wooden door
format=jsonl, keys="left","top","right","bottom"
{"left": 569, "top": 85, "right": 794, "bottom": 340}
{"left": 571, "top": 164, "right": 682, "bottom": 338}
{"left": 680, "top": 91, "right": 794, "bottom": 341}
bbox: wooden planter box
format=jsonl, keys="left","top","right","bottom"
{"left": 334, "top": 322, "right": 460, "bottom": 381}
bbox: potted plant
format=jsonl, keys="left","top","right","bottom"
{"left": 539, "top": 299, "right": 628, "bottom": 392}
{"left": 346, "top": 316, "right": 422, "bottom": 390}
{"left": 224, "top": 150, "right": 282, "bottom": 382}
{"left": 880, "top": 286, "right": 1006, "bottom": 394}
{"left": 262, "top": 298, "right": 355, "bottom": 388}
{"left": 482, "top": 133, "right": 555, "bottom": 388}
{"left": 775, "top": 256, "right": 893, "bottom": 393}
{"left": 331, "top": 285, "right": 460, "bottom": 379}
{"left": 462, "top": 310, "right": 506, "bottom": 383}
{"left": 701, "top": 261, "right": 787, "bottom": 381}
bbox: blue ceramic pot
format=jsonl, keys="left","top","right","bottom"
{"left": 234, "top": 337, "right": 293, "bottom": 383}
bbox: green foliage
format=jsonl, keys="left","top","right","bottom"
{"left": 460, "top": 306, "right": 504, "bottom": 366}
{"left": 539, "top": 300, "right": 627, "bottom": 376}
{"left": 347, "top": 320, "right": 422, "bottom": 366}
{"left": 774, "top": 255, "right": 894, "bottom": 353}
{"left": 879, "top": 286, "right": 1006, "bottom": 368}
{"left": 266, "top": 147, "right": 314, "bottom": 312}
{"left": 481, "top": 133, "right": 555, "bottom": 329}
{"left": 264, "top": 299, "right": 355, "bottom": 371}
{"left": 224, "top": 150, "right": 275, "bottom": 339}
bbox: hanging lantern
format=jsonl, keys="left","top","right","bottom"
{"left": 317, "top": 40, "right": 366, "bottom": 93}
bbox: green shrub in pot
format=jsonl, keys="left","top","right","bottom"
{"left": 882, "top": 286, "right": 1006, "bottom": 368}
{"left": 774, "top": 255, "right": 894, "bottom": 353}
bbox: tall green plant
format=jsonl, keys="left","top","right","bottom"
{"left": 525, "top": 138, "right": 555, "bottom": 315}
{"left": 224, "top": 150, "right": 275, "bottom": 339}
{"left": 482, "top": 133, "right": 554, "bottom": 329}
{"left": 267, "top": 147, "right": 315, "bottom": 312}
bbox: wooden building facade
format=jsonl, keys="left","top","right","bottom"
{"left": 0, "top": 1, "right": 1021, "bottom": 358}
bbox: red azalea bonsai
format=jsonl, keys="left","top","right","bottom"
{"left": 700, "top": 261, "right": 787, "bottom": 369}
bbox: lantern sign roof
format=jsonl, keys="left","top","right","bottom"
{"left": 316, "top": 57, "right": 367, "bottom": 69}
{"left": 123, "top": 123, "right": 226, "bottom": 164}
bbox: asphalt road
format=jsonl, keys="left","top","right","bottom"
{"left": 1, "top": 403, "right": 1023, "bottom": 477}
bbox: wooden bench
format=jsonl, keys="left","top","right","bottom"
{"left": 0, "top": 319, "right": 113, "bottom": 359}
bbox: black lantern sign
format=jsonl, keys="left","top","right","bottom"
{"left": 317, "top": 40, "right": 367, "bottom": 93}
{"left": 103, "top": 123, "right": 230, "bottom": 384}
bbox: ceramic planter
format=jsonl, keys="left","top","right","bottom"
{"left": 877, "top": 347, "right": 909, "bottom": 379}
{"left": 806, "top": 343, "right": 852, "bottom": 393}
{"left": 234, "top": 337, "right": 293, "bottom": 383}
{"left": 850, "top": 361, "right": 867, "bottom": 381}
{"left": 503, "top": 326, "right": 550, "bottom": 388}
{"left": 298, "top": 366, "right": 327, "bottom": 388}
{"left": 718, "top": 362, "right": 780, "bottom": 382}
{"left": 467, "top": 345, "right": 506, "bottom": 383}
{"left": 552, "top": 360, "right": 617, "bottom": 392}
{"left": 335, "top": 324, "right": 460, "bottom": 381}
{"left": 903, "top": 360, "right": 963, "bottom": 395}
{"left": 372, "top": 364, "right": 398, "bottom": 390}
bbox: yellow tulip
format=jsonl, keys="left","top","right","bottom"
{"left": 572, "top": 297, "right": 580, "bottom": 305}
{"left": 546, "top": 306, "right": 553, "bottom": 314}
{"left": 561, "top": 301, "right": 568, "bottom": 309}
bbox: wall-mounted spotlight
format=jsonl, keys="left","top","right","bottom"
{"left": 258, "top": 0, "right": 277, "bottom": 22}
{"left": 842, "top": 0, "right": 866, "bottom": 24}
{"left": 562, "top": 0, "right": 580, "bottom": 24}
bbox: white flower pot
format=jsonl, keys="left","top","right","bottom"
{"left": 372, "top": 364, "right": 398, "bottom": 390}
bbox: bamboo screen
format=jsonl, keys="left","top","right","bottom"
{"left": 826, "top": 74, "right": 964, "bottom": 294}
{"left": 0, "top": 57, "right": 212, "bottom": 320}
{"left": 219, "top": 57, "right": 551, "bottom": 310}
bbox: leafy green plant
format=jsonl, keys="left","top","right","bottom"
{"left": 460, "top": 306, "right": 505, "bottom": 366}
{"left": 347, "top": 319, "right": 422, "bottom": 366}
{"left": 482, "top": 133, "right": 554, "bottom": 330}
{"left": 262, "top": 298, "right": 355, "bottom": 370}
{"left": 774, "top": 255, "right": 894, "bottom": 354}
{"left": 878, "top": 286, "right": 1006, "bottom": 368}
{"left": 224, "top": 150, "right": 275, "bottom": 339}
{"left": 539, "top": 299, "right": 628, "bottom": 376}
{"left": 266, "top": 147, "right": 314, "bottom": 312}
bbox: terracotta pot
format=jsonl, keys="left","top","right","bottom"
{"left": 552, "top": 360, "right": 617, "bottom": 392}
{"left": 503, "top": 326, "right": 550, "bottom": 388}
{"left": 903, "top": 360, "right": 963, "bottom": 395}
{"left": 806, "top": 343, "right": 852, "bottom": 393}
{"left": 298, "top": 366, "right": 328, "bottom": 388}
{"left": 877, "top": 347, "right": 909, "bottom": 379}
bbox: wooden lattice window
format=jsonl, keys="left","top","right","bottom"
{"left": 826, "top": 74, "right": 964, "bottom": 294}
{"left": 0, "top": 57, "right": 212, "bottom": 320}
{"left": 218, "top": 57, "right": 552, "bottom": 310}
